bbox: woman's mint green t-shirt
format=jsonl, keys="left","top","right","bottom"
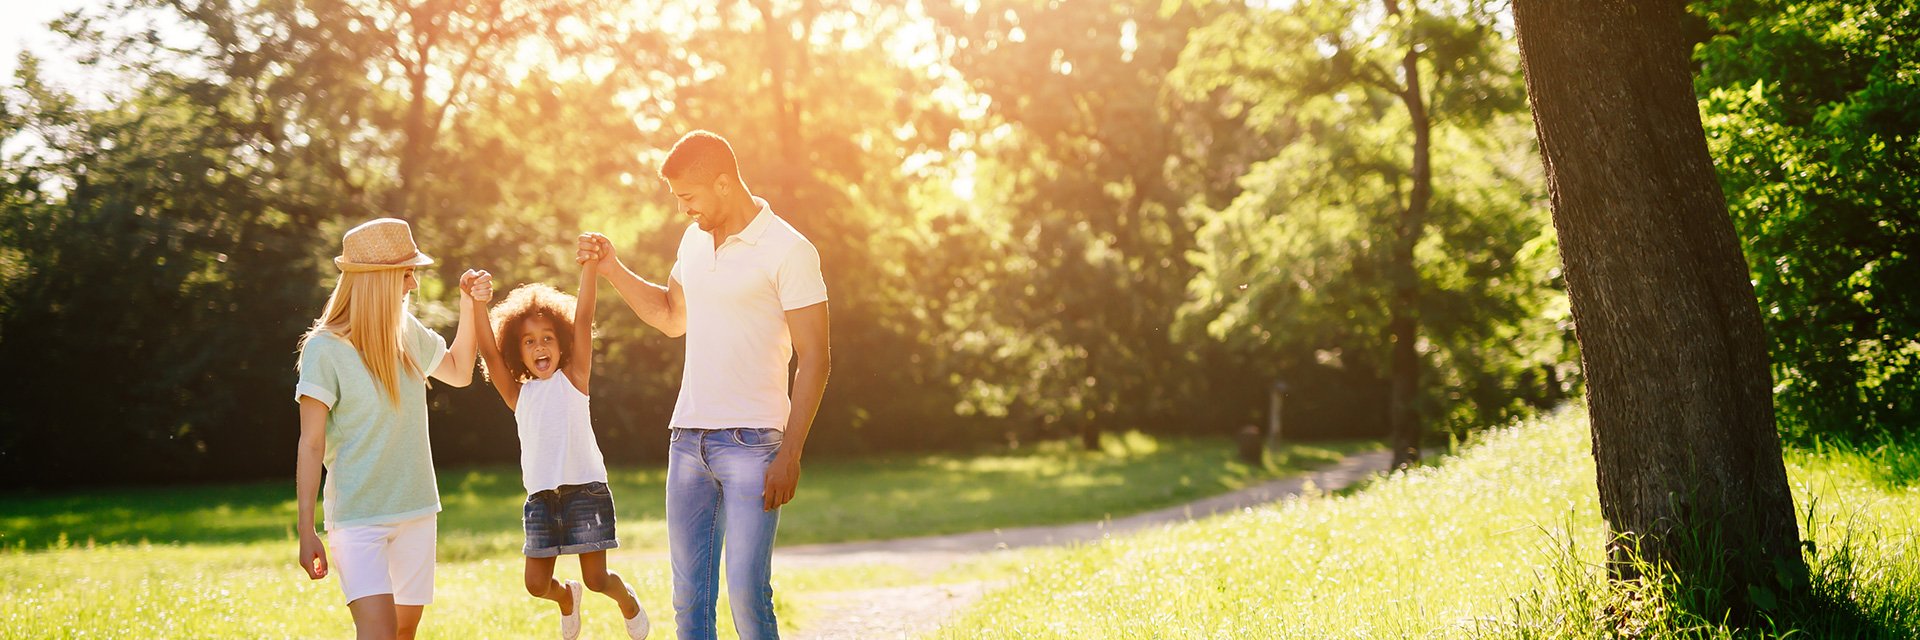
{"left": 295, "top": 313, "right": 448, "bottom": 530}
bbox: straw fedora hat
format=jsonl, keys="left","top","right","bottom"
{"left": 334, "top": 218, "right": 435, "bottom": 272}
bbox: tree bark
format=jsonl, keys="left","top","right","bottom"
{"left": 389, "top": 6, "right": 439, "bottom": 218}
{"left": 1384, "top": 0, "right": 1430, "bottom": 469}
{"left": 1511, "top": 0, "right": 1803, "bottom": 620}
{"left": 749, "top": 0, "right": 808, "bottom": 202}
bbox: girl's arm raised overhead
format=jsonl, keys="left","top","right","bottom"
{"left": 471, "top": 272, "right": 523, "bottom": 411}
{"left": 569, "top": 257, "right": 597, "bottom": 395}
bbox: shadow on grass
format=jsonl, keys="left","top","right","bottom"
{"left": 0, "top": 465, "right": 661, "bottom": 552}
{"left": 0, "top": 433, "right": 1378, "bottom": 554}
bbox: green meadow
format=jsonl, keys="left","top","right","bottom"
{"left": 934, "top": 410, "right": 1920, "bottom": 638}
{"left": 12, "top": 412, "right": 1920, "bottom": 639}
{"left": 0, "top": 434, "right": 1364, "bottom": 638}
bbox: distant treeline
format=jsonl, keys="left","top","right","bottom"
{"left": 2, "top": 0, "right": 1903, "bottom": 487}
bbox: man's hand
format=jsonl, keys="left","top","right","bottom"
{"left": 298, "top": 530, "right": 329, "bottom": 580}
{"left": 763, "top": 450, "right": 801, "bottom": 511}
{"left": 461, "top": 269, "right": 493, "bottom": 303}
{"left": 577, "top": 233, "right": 617, "bottom": 273}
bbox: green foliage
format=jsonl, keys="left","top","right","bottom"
{"left": 0, "top": 32, "right": 330, "bottom": 483}
{"left": 0, "top": 0, "right": 964, "bottom": 483}
{"left": 1172, "top": 0, "right": 1573, "bottom": 439}
{"left": 0, "top": 0, "right": 1580, "bottom": 483}
{"left": 1693, "top": 0, "right": 1920, "bottom": 442}
{"left": 919, "top": 0, "right": 1237, "bottom": 443}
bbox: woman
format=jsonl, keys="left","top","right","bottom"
{"left": 292, "top": 218, "right": 488, "bottom": 640}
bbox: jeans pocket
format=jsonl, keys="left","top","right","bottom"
{"left": 584, "top": 482, "right": 612, "bottom": 497}
{"left": 730, "top": 428, "right": 784, "bottom": 449}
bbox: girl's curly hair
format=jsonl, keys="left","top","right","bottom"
{"left": 487, "top": 283, "right": 578, "bottom": 382}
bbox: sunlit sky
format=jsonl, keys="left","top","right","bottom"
{"left": 2, "top": 0, "right": 984, "bottom": 199}
{"left": 1, "top": 0, "right": 92, "bottom": 84}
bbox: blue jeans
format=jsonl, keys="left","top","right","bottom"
{"left": 667, "top": 427, "right": 783, "bottom": 640}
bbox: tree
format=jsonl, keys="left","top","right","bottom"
{"left": 1174, "top": 0, "right": 1564, "bottom": 453}
{"left": 0, "top": 45, "right": 327, "bottom": 484}
{"left": 925, "top": 0, "right": 1229, "bottom": 449}
{"left": 0, "top": 0, "right": 999, "bottom": 485}
{"left": 1511, "top": 0, "right": 1803, "bottom": 620}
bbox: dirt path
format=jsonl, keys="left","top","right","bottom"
{"left": 789, "top": 581, "right": 1000, "bottom": 640}
{"left": 779, "top": 450, "right": 1395, "bottom": 639}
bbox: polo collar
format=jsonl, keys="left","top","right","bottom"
{"left": 734, "top": 196, "right": 775, "bottom": 246}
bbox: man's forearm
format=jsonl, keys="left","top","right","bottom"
{"left": 781, "top": 358, "right": 830, "bottom": 459}
{"left": 603, "top": 263, "right": 680, "bottom": 336}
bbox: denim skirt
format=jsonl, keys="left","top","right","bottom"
{"left": 523, "top": 481, "right": 620, "bottom": 557}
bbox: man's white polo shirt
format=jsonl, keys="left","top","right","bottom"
{"left": 668, "top": 196, "right": 828, "bottom": 431}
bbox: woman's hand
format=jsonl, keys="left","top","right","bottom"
{"left": 461, "top": 269, "right": 494, "bottom": 303}
{"left": 298, "top": 530, "right": 329, "bottom": 580}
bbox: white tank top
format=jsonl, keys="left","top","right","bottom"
{"left": 514, "top": 370, "right": 609, "bottom": 495}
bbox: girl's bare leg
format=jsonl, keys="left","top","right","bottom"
{"left": 580, "top": 550, "right": 642, "bottom": 619}
{"left": 526, "top": 556, "right": 573, "bottom": 614}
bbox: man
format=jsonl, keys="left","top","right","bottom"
{"left": 577, "top": 130, "right": 830, "bottom": 640}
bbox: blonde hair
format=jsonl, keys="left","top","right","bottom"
{"left": 299, "top": 269, "right": 423, "bottom": 404}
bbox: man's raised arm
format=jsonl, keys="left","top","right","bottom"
{"left": 577, "top": 232, "right": 687, "bottom": 338}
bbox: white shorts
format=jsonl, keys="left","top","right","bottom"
{"left": 328, "top": 513, "right": 437, "bottom": 606}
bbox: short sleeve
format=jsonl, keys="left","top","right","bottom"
{"left": 405, "top": 313, "right": 450, "bottom": 376}
{"left": 776, "top": 241, "right": 829, "bottom": 311}
{"left": 670, "top": 221, "right": 695, "bottom": 285}
{"left": 296, "top": 339, "right": 340, "bottom": 408}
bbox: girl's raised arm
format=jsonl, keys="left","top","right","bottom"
{"left": 569, "top": 258, "right": 597, "bottom": 395}
{"left": 471, "top": 274, "right": 523, "bottom": 411}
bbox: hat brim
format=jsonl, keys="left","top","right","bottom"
{"left": 335, "top": 252, "right": 435, "bottom": 272}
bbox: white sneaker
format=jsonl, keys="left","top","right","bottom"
{"left": 622, "top": 590, "right": 650, "bottom": 639}
{"left": 559, "top": 580, "right": 584, "bottom": 640}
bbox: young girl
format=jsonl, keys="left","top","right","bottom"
{"left": 473, "top": 252, "right": 650, "bottom": 640}
{"left": 294, "top": 218, "right": 484, "bottom": 640}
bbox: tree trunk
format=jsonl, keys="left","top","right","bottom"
{"left": 389, "top": 8, "right": 439, "bottom": 218}
{"left": 1512, "top": 0, "right": 1803, "bottom": 621}
{"left": 1384, "top": 0, "right": 1430, "bottom": 469}
{"left": 392, "top": 60, "right": 430, "bottom": 217}
{"left": 749, "top": 0, "right": 806, "bottom": 202}
{"left": 1081, "top": 344, "right": 1102, "bottom": 452}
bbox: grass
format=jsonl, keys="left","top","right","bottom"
{"left": 934, "top": 409, "right": 1920, "bottom": 639}
{"left": 1490, "top": 439, "right": 1920, "bottom": 638}
{"left": 0, "top": 432, "right": 1368, "bottom": 638}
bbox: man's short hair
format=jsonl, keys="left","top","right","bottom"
{"left": 660, "top": 130, "right": 741, "bottom": 183}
